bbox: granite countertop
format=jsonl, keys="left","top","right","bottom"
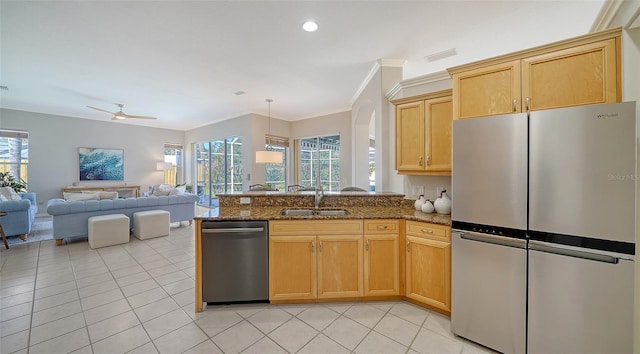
{"left": 195, "top": 205, "right": 451, "bottom": 226}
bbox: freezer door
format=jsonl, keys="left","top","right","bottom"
{"left": 452, "top": 113, "right": 528, "bottom": 230}
{"left": 529, "top": 102, "right": 636, "bottom": 243}
{"left": 451, "top": 230, "right": 526, "bottom": 354}
{"left": 528, "top": 241, "right": 634, "bottom": 354}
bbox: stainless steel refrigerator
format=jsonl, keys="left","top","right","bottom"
{"left": 451, "top": 102, "right": 636, "bottom": 354}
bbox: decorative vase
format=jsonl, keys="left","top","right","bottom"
{"left": 421, "top": 200, "right": 434, "bottom": 213}
{"left": 414, "top": 195, "right": 425, "bottom": 210}
{"left": 434, "top": 190, "right": 451, "bottom": 215}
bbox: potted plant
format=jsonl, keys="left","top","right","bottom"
{"left": 0, "top": 172, "right": 27, "bottom": 192}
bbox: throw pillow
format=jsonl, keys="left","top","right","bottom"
{"left": 63, "top": 192, "right": 100, "bottom": 201}
{"left": 98, "top": 191, "right": 119, "bottom": 200}
{"left": 153, "top": 184, "right": 174, "bottom": 196}
{"left": 0, "top": 186, "right": 22, "bottom": 201}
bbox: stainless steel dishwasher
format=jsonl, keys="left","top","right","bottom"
{"left": 201, "top": 220, "right": 269, "bottom": 304}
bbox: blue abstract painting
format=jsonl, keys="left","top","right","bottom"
{"left": 79, "top": 148, "right": 124, "bottom": 181}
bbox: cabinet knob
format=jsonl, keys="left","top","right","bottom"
{"left": 418, "top": 156, "right": 423, "bottom": 166}
{"left": 319, "top": 241, "right": 323, "bottom": 252}
{"left": 406, "top": 241, "right": 411, "bottom": 252}
{"left": 513, "top": 99, "right": 517, "bottom": 112}
{"left": 366, "top": 239, "right": 369, "bottom": 251}
{"left": 426, "top": 155, "right": 430, "bottom": 166}
{"left": 525, "top": 97, "right": 530, "bottom": 111}
{"left": 421, "top": 229, "right": 434, "bottom": 234}
{"left": 311, "top": 241, "right": 315, "bottom": 252}
{"left": 377, "top": 225, "right": 388, "bottom": 230}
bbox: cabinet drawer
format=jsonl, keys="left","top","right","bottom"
{"left": 364, "top": 219, "right": 400, "bottom": 234}
{"left": 270, "top": 220, "right": 363, "bottom": 235}
{"left": 405, "top": 221, "right": 450, "bottom": 242}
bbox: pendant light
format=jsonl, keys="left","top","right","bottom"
{"left": 255, "top": 99, "right": 283, "bottom": 164}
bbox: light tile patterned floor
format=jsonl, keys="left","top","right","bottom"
{"left": 0, "top": 222, "right": 495, "bottom": 354}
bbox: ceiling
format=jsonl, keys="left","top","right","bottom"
{"left": 0, "top": 1, "right": 606, "bottom": 131}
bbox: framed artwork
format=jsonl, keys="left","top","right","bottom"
{"left": 78, "top": 147, "right": 124, "bottom": 181}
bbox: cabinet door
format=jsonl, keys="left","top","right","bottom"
{"left": 424, "top": 96, "right": 453, "bottom": 172}
{"left": 405, "top": 235, "right": 451, "bottom": 312}
{"left": 395, "top": 101, "right": 425, "bottom": 171}
{"left": 269, "top": 236, "right": 317, "bottom": 301}
{"left": 317, "top": 235, "right": 363, "bottom": 299}
{"left": 453, "top": 60, "right": 521, "bottom": 119}
{"left": 521, "top": 38, "right": 619, "bottom": 111}
{"left": 364, "top": 234, "right": 399, "bottom": 296}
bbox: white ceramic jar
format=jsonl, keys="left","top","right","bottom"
{"left": 434, "top": 190, "right": 451, "bottom": 215}
{"left": 414, "top": 195, "right": 425, "bottom": 210}
{"left": 421, "top": 200, "right": 434, "bottom": 213}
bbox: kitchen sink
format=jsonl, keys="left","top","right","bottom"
{"left": 279, "top": 209, "right": 350, "bottom": 216}
{"left": 315, "top": 209, "right": 350, "bottom": 216}
{"left": 280, "top": 209, "right": 316, "bottom": 216}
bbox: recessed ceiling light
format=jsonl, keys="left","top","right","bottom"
{"left": 234, "top": 91, "right": 246, "bottom": 96}
{"left": 302, "top": 20, "right": 318, "bottom": 32}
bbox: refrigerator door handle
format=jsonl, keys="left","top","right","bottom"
{"left": 459, "top": 231, "right": 526, "bottom": 249}
{"left": 529, "top": 241, "right": 619, "bottom": 264}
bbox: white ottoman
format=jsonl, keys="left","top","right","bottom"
{"left": 133, "top": 210, "right": 170, "bottom": 240}
{"left": 88, "top": 214, "right": 130, "bottom": 249}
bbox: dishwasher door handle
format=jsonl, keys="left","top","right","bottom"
{"left": 202, "top": 227, "right": 265, "bottom": 234}
{"left": 459, "top": 231, "right": 526, "bottom": 249}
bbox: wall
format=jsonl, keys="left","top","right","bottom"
{"left": 290, "top": 111, "right": 353, "bottom": 188}
{"left": 0, "top": 109, "right": 184, "bottom": 214}
{"left": 351, "top": 63, "right": 403, "bottom": 193}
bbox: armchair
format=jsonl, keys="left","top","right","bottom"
{"left": 0, "top": 192, "right": 38, "bottom": 240}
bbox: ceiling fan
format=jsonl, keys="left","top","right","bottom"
{"left": 87, "top": 103, "right": 157, "bottom": 120}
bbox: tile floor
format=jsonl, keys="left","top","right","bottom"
{"left": 0, "top": 223, "right": 494, "bottom": 354}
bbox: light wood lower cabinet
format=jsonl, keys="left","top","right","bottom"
{"left": 269, "top": 235, "right": 317, "bottom": 301}
{"left": 268, "top": 220, "right": 364, "bottom": 301}
{"left": 364, "top": 220, "right": 400, "bottom": 296}
{"left": 317, "top": 235, "right": 363, "bottom": 299}
{"left": 405, "top": 221, "right": 451, "bottom": 314}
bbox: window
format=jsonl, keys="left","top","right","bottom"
{"left": 194, "top": 136, "right": 242, "bottom": 206}
{"left": 264, "top": 135, "right": 289, "bottom": 191}
{"left": 0, "top": 129, "right": 28, "bottom": 187}
{"left": 296, "top": 135, "right": 340, "bottom": 192}
{"left": 163, "top": 143, "right": 183, "bottom": 185}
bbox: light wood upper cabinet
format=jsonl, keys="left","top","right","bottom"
{"left": 449, "top": 28, "right": 621, "bottom": 119}
{"left": 364, "top": 220, "right": 400, "bottom": 296}
{"left": 453, "top": 60, "right": 521, "bottom": 119}
{"left": 395, "top": 101, "right": 425, "bottom": 171}
{"left": 405, "top": 221, "right": 451, "bottom": 314}
{"left": 393, "top": 90, "right": 453, "bottom": 175}
{"left": 521, "top": 38, "right": 619, "bottom": 111}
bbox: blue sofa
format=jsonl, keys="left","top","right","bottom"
{"left": 0, "top": 192, "right": 38, "bottom": 241}
{"left": 46, "top": 194, "right": 199, "bottom": 245}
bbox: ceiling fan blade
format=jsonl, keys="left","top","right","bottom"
{"left": 87, "top": 105, "right": 116, "bottom": 114}
{"left": 124, "top": 114, "right": 158, "bottom": 120}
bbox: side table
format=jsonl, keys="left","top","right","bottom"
{"left": 0, "top": 212, "right": 9, "bottom": 249}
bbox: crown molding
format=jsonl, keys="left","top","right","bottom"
{"left": 591, "top": 0, "right": 640, "bottom": 31}
{"left": 591, "top": 0, "right": 625, "bottom": 32}
{"left": 386, "top": 70, "right": 451, "bottom": 100}
{"left": 350, "top": 59, "right": 406, "bottom": 105}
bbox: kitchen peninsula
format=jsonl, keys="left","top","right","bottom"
{"left": 194, "top": 191, "right": 452, "bottom": 315}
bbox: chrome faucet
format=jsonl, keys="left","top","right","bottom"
{"left": 314, "top": 186, "right": 324, "bottom": 208}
